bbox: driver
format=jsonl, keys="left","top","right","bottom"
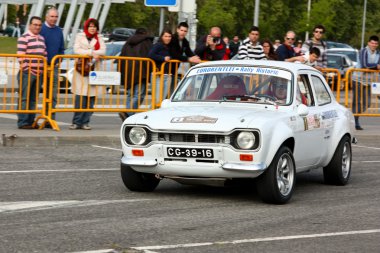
{"left": 272, "top": 78, "right": 289, "bottom": 104}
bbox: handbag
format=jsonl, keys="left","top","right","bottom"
{"left": 75, "top": 58, "right": 95, "bottom": 76}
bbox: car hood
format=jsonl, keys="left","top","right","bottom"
{"left": 126, "top": 104, "right": 285, "bottom": 132}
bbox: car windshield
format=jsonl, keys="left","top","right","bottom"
{"left": 327, "top": 55, "right": 343, "bottom": 68}
{"left": 106, "top": 43, "right": 123, "bottom": 56}
{"left": 330, "top": 50, "right": 357, "bottom": 62}
{"left": 172, "top": 65, "right": 293, "bottom": 105}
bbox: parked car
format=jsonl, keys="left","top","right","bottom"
{"left": 108, "top": 27, "right": 136, "bottom": 41}
{"left": 326, "top": 41, "right": 353, "bottom": 49}
{"left": 120, "top": 60, "right": 356, "bottom": 204}
{"left": 327, "top": 48, "right": 358, "bottom": 67}
{"left": 327, "top": 53, "right": 353, "bottom": 77}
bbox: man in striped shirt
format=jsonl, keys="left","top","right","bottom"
{"left": 17, "top": 16, "right": 47, "bottom": 129}
{"left": 238, "top": 26, "right": 266, "bottom": 60}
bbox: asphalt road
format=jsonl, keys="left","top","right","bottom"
{"left": 0, "top": 139, "right": 380, "bottom": 253}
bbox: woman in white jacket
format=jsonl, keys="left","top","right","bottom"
{"left": 70, "top": 18, "right": 106, "bottom": 130}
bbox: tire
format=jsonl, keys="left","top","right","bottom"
{"left": 256, "top": 146, "right": 296, "bottom": 204}
{"left": 120, "top": 164, "right": 160, "bottom": 192}
{"left": 323, "top": 135, "right": 352, "bottom": 185}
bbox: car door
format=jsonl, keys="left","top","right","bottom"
{"left": 309, "top": 74, "right": 335, "bottom": 163}
{"left": 293, "top": 73, "right": 326, "bottom": 170}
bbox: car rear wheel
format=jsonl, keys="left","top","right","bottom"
{"left": 120, "top": 164, "right": 160, "bottom": 192}
{"left": 256, "top": 146, "right": 295, "bottom": 204}
{"left": 323, "top": 135, "right": 351, "bottom": 185}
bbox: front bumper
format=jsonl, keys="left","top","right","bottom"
{"left": 121, "top": 155, "right": 267, "bottom": 178}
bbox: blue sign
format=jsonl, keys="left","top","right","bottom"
{"left": 145, "top": 0, "right": 177, "bottom": 7}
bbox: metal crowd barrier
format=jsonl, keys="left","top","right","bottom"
{"left": 344, "top": 68, "right": 380, "bottom": 117}
{"left": 46, "top": 55, "right": 158, "bottom": 130}
{"left": 0, "top": 54, "right": 48, "bottom": 129}
{"left": 2, "top": 53, "right": 379, "bottom": 131}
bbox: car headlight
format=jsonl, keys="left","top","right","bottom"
{"left": 236, "top": 131, "right": 255, "bottom": 150}
{"left": 128, "top": 127, "right": 147, "bottom": 145}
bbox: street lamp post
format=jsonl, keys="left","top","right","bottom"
{"left": 305, "top": 0, "right": 311, "bottom": 41}
{"left": 360, "top": 0, "right": 367, "bottom": 49}
{"left": 253, "top": 0, "right": 259, "bottom": 26}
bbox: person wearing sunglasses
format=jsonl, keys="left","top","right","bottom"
{"left": 272, "top": 79, "right": 289, "bottom": 104}
{"left": 275, "top": 31, "right": 297, "bottom": 61}
{"left": 301, "top": 24, "right": 327, "bottom": 70}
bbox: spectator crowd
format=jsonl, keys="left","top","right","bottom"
{"left": 16, "top": 9, "right": 380, "bottom": 131}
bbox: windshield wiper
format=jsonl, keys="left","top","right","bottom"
{"left": 222, "top": 95, "right": 278, "bottom": 105}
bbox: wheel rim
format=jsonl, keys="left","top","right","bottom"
{"left": 341, "top": 142, "right": 351, "bottom": 178}
{"left": 276, "top": 153, "right": 295, "bottom": 196}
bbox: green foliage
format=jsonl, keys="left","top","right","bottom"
{"left": 0, "top": 37, "right": 18, "bottom": 54}
{"left": 197, "top": 0, "right": 237, "bottom": 36}
{"left": 195, "top": 0, "right": 380, "bottom": 48}
{"left": 28, "top": 0, "right": 379, "bottom": 49}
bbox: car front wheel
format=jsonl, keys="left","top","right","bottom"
{"left": 256, "top": 146, "right": 296, "bottom": 204}
{"left": 323, "top": 135, "right": 352, "bottom": 185}
{"left": 121, "top": 164, "right": 160, "bottom": 192}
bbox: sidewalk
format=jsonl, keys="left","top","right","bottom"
{"left": 0, "top": 113, "right": 379, "bottom": 147}
{"left": 0, "top": 113, "right": 122, "bottom": 147}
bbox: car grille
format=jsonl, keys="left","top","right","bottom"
{"left": 155, "top": 132, "right": 228, "bottom": 144}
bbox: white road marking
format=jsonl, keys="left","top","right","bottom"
{"left": 352, "top": 161, "right": 380, "bottom": 163}
{"left": 353, "top": 145, "right": 380, "bottom": 150}
{"left": 0, "top": 199, "right": 152, "bottom": 213}
{"left": 92, "top": 113, "right": 118, "bottom": 117}
{"left": 0, "top": 168, "right": 118, "bottom": 174}
{"left": 92, "top": 145, "right": 122, "bottom": 151}
{"left": 132, "top": 229, "right": 380, "bottom": 252}
{"left": 70, "top": 250, "right": 117, "bottom": 253}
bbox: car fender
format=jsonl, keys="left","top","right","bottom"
{"left": 257, "top": 119, "right": 295, "bottom": 168}
{"left": 321, "top": 107, "right": 354, "bottom": 167}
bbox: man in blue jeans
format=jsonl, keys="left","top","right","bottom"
{"left": 40, "top": 7, "right": 65, "bottom": 127}
{"left": 16, "top": 16, "right": 47, "bottom": 129}
{"left": 352, "top": 35, "right": 380, "bottom": 130}
{"left": 118, "top": 28, "right": 154, "bottom": 121}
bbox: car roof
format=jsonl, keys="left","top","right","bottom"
{"left": 326, "top": 41, "right": 353, "bottom": 49}
{"left": 327, "top": 53, "right": 350, "bottom": 58}
{"left": 195, "top": 60, "right": 318, "bottom": 73}
{"left": 327, "top": 48, "right": 358, "bottom": 52}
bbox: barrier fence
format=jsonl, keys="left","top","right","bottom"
{"left": 1, "top": 53, "right": 380, "bottom": 131}
{"left": 0, "top": 54, "right": 48, "bottom": 129}
{"left": 46, "top": 55, "right": 158, "bottom": 130}
{"left": 345, "top": 68, "right": 380, "bottom": 117}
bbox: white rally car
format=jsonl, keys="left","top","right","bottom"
{"left": 120, "top": 60, "right": 356, "bottom": 204}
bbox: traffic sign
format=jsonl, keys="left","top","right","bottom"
{"left": 145, "top": 0, "right": 177, "bottom": 7}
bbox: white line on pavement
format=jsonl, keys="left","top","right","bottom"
{"left": 353, "top": 145, "right": 380, "bottom": 150}
{"left": 92, "top": 113, "right": 118, "bottom": 117}
{"left": 69, "top": 250, "right": 117, "bottom": 253}
{"left": 0, "top": 168, "right": 118, "bottom": 174}
{"left": 352, "top": 161, "right": 380, "bottom": 163}
{"left": 92, "top": 145, "right": 122, "bottom": 151}
{"left": 132, "top": 229, "right": 380, "bottom": 251}
{"left": 70, "top": 250, "right": 117, "bottom": 253}
{"left": 0, "top": 199, "right": 152, "bottom": 213}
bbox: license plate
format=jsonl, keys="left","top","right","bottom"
{"left": 167, "top": 147, "right": 214, "bottom": 158}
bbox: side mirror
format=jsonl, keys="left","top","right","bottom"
{"left": 160, "top": 99, "right": 171, "bottom": 108}
{"left": 297, "top": 103, "right": 309, "bottom": 117}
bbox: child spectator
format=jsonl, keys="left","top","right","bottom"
{"left": 287, "top": 47, "right": 320, "bottom": 68}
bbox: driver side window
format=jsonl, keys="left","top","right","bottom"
{"left": 311, "top": 75, "right": 332, "bottom": 105}
{"left": 297, "top": 74, "right": 314, "bottom": 107}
